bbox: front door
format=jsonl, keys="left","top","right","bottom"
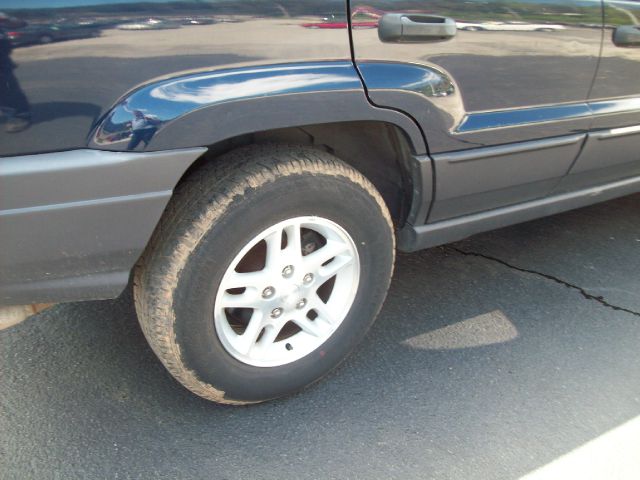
{"left": 559, "top": 0, "right": 640, "bottom": 190}
{"left": 350, "top": 0, "right": 603, "bottom": 221}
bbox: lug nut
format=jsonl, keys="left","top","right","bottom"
{"left": 282, "top": 265, "right": 294, "bottom": 278}
{"left": 296, "top": 298, "right": 307, "bottom": 310}
{"left": 270, "top": 307, "right": 283, "bottom": 318}
{"left": 303, "top": 273, "right": 314, "bottom": 284}
{"left": 262, "top": 286, "right": 275, "bottom": 299}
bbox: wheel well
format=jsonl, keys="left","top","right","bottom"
{"left": 177, "top": 121, "right": 415, "bottom": 227}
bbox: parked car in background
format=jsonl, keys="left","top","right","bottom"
{"left": 7, "top": 22, "right": 101, "bottom": 46}
{"left": 1, "top": 0, "right": 639, "bottom": 406}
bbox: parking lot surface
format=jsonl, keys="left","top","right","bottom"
{"left": 2, "top": 194, "right": 640, "bottom": 480}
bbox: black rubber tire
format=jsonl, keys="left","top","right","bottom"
{"left": 134, "top": 145, "right": 395, "bottom": 404}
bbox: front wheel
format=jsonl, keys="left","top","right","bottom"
{"left": 134, "top": 145, "right": 395, "bottom": 404}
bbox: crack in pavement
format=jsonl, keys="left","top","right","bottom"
{"left": 446, "top": 246, "right": 640, "bottom": 318}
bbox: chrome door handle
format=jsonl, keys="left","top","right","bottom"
{"left": 613, "top": 25, "right": 640, "bottom": 47}
{"left": 378, "top": 14, "right": 457, "bottom": 43}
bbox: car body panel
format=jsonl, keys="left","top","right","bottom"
{"left": 557, "top": 0, "right": 640, "bottom": 191}
{"left": 0, "top": 148, "right": 205, "bottom": 304}
{"left": 352, "top": 0, "right": 602, "bottom": 116}
{"left": 351, "top": 0, "right": 603, "bottom": 221}
{"left": 0, "top": 0, "right": 352, "bottom": 157}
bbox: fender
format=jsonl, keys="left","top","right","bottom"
{"left": 89, "top": 61, "right": 427, "bottom": 155}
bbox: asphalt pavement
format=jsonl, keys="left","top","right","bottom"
{"left": 2, "top": 194, "right": 640, "bottom": 480}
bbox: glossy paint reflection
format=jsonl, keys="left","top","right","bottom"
{"left": 0, "top": 0, "right": 350, "bottom": 156}
{"left": 356, "top": 62, "right": 454, "bottom": 97}
{"left": 93, "top": 63, "right": 362, "bottom": 149}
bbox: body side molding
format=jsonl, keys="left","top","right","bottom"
{"left": 427, "top": 134, "right": 585, "bottom": 222}
{"left": 436, "top": 134, "right": 585, "bottom": 163}
{"left": 399, "top": 173, "right": 640, "bottom": 252}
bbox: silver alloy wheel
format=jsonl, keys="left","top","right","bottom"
{"left": 214, "top": 216, "right": 360, "bottom": 367}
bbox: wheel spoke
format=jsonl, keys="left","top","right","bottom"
{"left": 236, "top": 310, "right": 265, "bottom": 355}
{"left": 302, "top": 240, "right": 349, "bottom": 273}
{"left": 257, "top": 324, "right": 281, "bottom": 347}
{"left": 265, "top": 227, "right": 287, "bottom": 269}
{"left": 283, "top": 222, "right": 303, "bottom": 260}
{"left": 292, "top": 315, "right": 326, "bottom": 337}
{"left": 318, "top": 253, "right": 354, "bottom": 280}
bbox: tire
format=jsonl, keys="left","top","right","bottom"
{"left": 134, "top": 145, "right": 395, "bottom": 404}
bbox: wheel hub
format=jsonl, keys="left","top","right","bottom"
{"left": 280, "top": 284, "right": 303, "bottom": 312}
{"left": 213, "top": 216, "right": 360, "bottom": 367}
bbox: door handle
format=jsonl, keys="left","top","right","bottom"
{"left": 613, "top": 25, "right": 640, "bottom": 47}
{"left": 378, "top": 14, "right": 457, "bottom": 43}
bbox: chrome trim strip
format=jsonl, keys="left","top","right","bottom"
{"left": 457, "top": 103, "right": 590, "bottom": 133}
{"left": 456, "top": 97, "right": 640, "bottom": 134}
{"left": 588, "top": 97, "right": 640, "bottom": 117}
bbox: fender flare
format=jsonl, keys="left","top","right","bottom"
{"left": 89, "top": 61, "right": 427, "bottom": 155}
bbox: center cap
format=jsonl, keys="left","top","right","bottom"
{"left": 281, "top": 284, "right": 302, "bottom": 311}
